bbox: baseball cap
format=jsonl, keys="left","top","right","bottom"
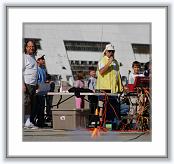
{"left": 103, "top": 44, "right": 115, "bottom": 54}
{"left": 35, "top": 54, "right": 45, "bottom": 61}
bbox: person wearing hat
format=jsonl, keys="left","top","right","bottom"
{"left": 34, "top": 53, "right": 48, "bottom": 127}
{"left": 35, "top": 54, "right": 46, "bottom": 84}
{"left": 96, "top": 44, "right": 123, "bottom": 126}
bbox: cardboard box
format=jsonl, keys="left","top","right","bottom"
{"left": 52, "top": 109, "right": 90, "bottom": 130}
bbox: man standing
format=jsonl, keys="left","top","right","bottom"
{"left": 34, "top": 54, "right": 48, "bottom": 127}
{"left": 96, "top": 44, "right": 123, "bottom": 125}
{"left": 23, "top": 40, "right": 38, "bottom": 129}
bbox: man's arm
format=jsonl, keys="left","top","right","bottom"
{"left": 99, "top": 57, "right": 113, "bottom": 75}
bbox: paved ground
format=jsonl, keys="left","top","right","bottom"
{"left": 23, "top": 126, "right": 151, "bottom": 142}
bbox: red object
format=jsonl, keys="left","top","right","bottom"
{"left": 134, "top": 76, "right": 150, "bottom": 88}
{"left": 128, "top": 84, "right": 134, "bottom": 92}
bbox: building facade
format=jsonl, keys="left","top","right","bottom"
{"left": 23, "top": 23, "right": 151, "bottom": 86}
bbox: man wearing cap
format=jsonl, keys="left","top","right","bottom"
{"left": 35, "top": 54, "right": 46, "bottom": 84}
{"left": 96, "top": 44, "right": 123, "bottom": 126}
{"left": 34, "top": 53, "right": 49, "bottom": 127}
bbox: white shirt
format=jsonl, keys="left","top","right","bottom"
{"left": 128, "top": 72, "right": 144, "bottom": 84}
{"left": 23, "top": 54, "right": 38, "bottom": 85}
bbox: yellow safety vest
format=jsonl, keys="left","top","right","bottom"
{"left": 96, "top": 56, "right": 123, "bottom": 93}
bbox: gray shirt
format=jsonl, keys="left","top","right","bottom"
{"left": 23, "top": 53, "right": 37, "bottom": 85}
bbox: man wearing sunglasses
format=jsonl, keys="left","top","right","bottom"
{"left": 96, "top": 44, "right": 123, "bottom": 127}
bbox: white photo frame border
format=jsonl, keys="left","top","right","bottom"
{"left": 6, "top": 6, "right": 168, "bottom": 158}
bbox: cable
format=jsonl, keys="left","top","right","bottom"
{"left": 128, "top": 132, "right": 146, "bottom": 141}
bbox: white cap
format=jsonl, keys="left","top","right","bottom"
{"left": 35, "top": 54, "right": 45, "bottom": 61}
{"left": 103, "top": 44, "right": 115, "bottom": 54}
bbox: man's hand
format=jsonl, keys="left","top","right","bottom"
{"left": 108, "top": 56, "right": 114, "bottom": 65}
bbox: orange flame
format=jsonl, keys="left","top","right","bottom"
{"left": 91, "top": 128, "right": 100, "bottom": 138}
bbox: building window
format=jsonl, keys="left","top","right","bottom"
{"left": 89, "top": 61, "right": 93, "bottom": 65}
{"left": 64, "top": 40, "right": 110, "bottom": 52}
{"left": 74, "top": 60, "right": 79, "bottom": 65}
{"left": 94, "top": 61, "right": 98, "bottom": 65}
{"left": 70, "top": 60, "right": 74, "bottom": 65}
{"left": 131, "top": 44, "right": 151, "bottom": 54}
{"left": 81, "top": 61, "right": 87, "bottom": 65}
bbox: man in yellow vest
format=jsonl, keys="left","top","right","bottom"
{"left": 96, "top": 44, "right": 123, "bottom": 126}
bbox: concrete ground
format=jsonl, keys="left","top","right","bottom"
{"left": 23, "top": 127, "right": 151, "bottom": 142}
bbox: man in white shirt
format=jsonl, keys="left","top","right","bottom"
{"left": 23, "top": 40, "right": 38, "bottom": 129}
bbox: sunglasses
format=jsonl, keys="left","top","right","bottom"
{"left": 39, "top": 57, "right": 45, "bottom": 60}
{"left": 108, "top": 50, "right": 115, "bottom": 53}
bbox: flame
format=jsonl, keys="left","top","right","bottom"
{"left": 91, "top": 128, "right": 100, "bottom": 138}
